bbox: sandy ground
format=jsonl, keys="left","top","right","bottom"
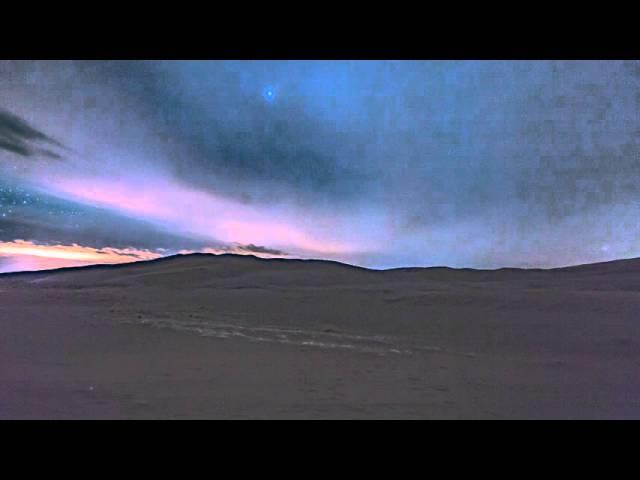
{"left": 1, "top": 254, "right": 640, "bottom": 419}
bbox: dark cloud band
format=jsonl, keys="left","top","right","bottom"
{"left": 0, "top": 108, "right": 65, "bottom": 159}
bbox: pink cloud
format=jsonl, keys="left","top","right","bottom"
{"left": 40, "top": 174, "right": 367, "bottom": 258}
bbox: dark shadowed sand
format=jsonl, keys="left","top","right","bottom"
{"left": 1, "top": 254, "right": 639, "bottom": 419}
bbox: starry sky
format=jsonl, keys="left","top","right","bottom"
{"left": 0, "top": 60, "right": 639, "bottom": 273}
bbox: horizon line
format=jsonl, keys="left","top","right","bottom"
{"left": 1, "top": 251, "right": 639, "bottom": 278}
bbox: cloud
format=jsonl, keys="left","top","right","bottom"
{"left": 88, "top": 61, "right": 373, "bottom": 201}
{"left": 0, "top": 240, "right": 163, "bottom": 273}
{"left": 179, "top": 244, "right": 289, "bottom": 258}
{"left": 0, "top": 239, "right": 291, "bottom": 274}
{"left": 38, "top": 174, "right": 368, "bottom": 257}
{"left": 0, "top": 108, "right": 65, "bottom": 159}
{"left": 238, "top": 244, "right": 285, "bottom": 256}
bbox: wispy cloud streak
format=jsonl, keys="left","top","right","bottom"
{"left": 0, "top": 240, "right": 292, "bottom": 274}
{"left": 0, "top": 109, "right": 65, "bottom": 159}
{"left": 0, "top": 240, "right": 163, "bottom": 273}
{"left": 39, "top": 174, "right": 370, "bottom": 258}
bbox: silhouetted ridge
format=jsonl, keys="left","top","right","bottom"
{"left": 1, "top": 252, "right": 640, "bottom": 278}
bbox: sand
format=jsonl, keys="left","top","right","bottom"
{"left": 1, "top": 254, "right": 639, "bottom": 419}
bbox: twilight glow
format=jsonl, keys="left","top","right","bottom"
{"left": 42, "top": 174, "right": 366, "bottom": 256}
{"left": 1, "top": 61, "right": 639, "bottom": 273}
{"left": 0, "top": 240, "right": 162, "bottom": 273}
{"left": 0, "top": 240, "right": 290, "bottom": 273}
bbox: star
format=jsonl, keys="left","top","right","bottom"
{"left": 263, "top": 87, "right": 276, "bottom": 102}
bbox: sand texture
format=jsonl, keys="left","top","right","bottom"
{"left": 1, "top": 254, "right": 639, "bottom": 419}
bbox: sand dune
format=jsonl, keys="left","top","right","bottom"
{"left": 1, "top": 254, "right": 639, "bottom": 419}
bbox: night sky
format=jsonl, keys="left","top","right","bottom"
{"left": 1, "top": 60, "right": 639, "bottom": 273}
